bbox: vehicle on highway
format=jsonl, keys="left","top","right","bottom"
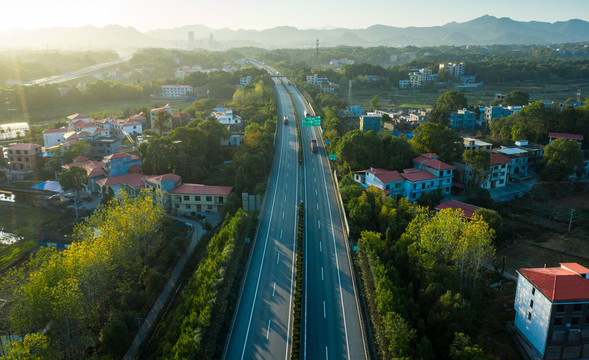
{"left": 310, "top": 139, "right": 318, "bottom": 153}
{"left": 304, "top": 110, "right": 310, "bottom": 117}
{"left": 284, "top": 116, "right": 289, "bottom": 125}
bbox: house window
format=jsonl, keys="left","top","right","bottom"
{"left": 184, "top": 195, "right": 190, "bottom": 201}
{"left": 532, "top": 287, "right": 535, "bottom": 295}
{"left": 197, "top": 205, "right": 201, "bottom": 212}
{"left": 218, "top": 197, "right": 223, "bottom": 204}
{"left": 395, "top": 183, "right": 401, "bottom": 188}
{"left": 554, "top": 317, "right": 564, "bottom": 326}
{"left": 174, "top": 204, "right": 179, "bottom": 209}
{"left": 572, "top": 316, "right": 582, "bottom": 325}
{"left": 552, "top": 331, "right": 565, "bottom": 342}
{"left": 528, "top": 312, "right": 532, "bottom": 321}
{"left": 385, "top": 184, "right": 390, "bottom": 190}
{"left": 206, "top": 196, "right": 212, "bottom": 202}
{"left": 185, "top": 204, "right": 191, "bottom": 210}
{"left": 573, "top": 304, "right": 583, "bottom": 312}
{"left": 530, "top": 299, "right": 534, "bottom": 308}
{"left": 195, "top": 196, "right": 201, "bottom": 201}
{"left": 557, "top": 304, "right": 566, "bottom": 313}
{"left": 207, "top": 205, "right": 212, "bottom": 210}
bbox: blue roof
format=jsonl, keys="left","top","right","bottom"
{"left": 31, "top": 181, "right": 64, "bottom": 193}
{"left": 213, "top": 107, "right": 226, "bottom": 112}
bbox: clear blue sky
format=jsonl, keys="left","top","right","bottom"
{"left": 4, "top": 0, "right": 589, "bottom": 32}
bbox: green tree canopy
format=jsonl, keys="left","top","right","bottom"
{"left": 502, "top": 90, "right": 530, "bottom": 107}
{"left": 58, "top": 166, "right": 88, "bottom": 197}
{"left": 542, "top": 138, "right": 584, "bottom": 181}
{"left": 412, "top": 123, "right": 464, "bottom": 163}
{"left": 153, "top": 111, "right": 172, "bottom": 134}
{"left": 462, "top": 150, "right": 490, "bottom": 186}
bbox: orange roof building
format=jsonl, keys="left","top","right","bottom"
{"left": 514, "top": 263, "right": 589, "bottom": 358}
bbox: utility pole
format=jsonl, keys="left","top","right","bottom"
{"left": 568, "top": 209, "right": 575, "bottom": 233}
{"left": 315, "top": 39, "right": 319, "bottom": 67}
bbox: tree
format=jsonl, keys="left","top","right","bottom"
{"left": 542, "top": 138, "right": 584, "bottom": 181}
{"left": 462, "top": 150, "right": 490, "bottom": 186}
{"left": 438, "top": 67, "right": 452, "bottom": 82}
{"left": 502, "top": 90, "right": 529, "bottom": 107}
{"left": 473, "top": 208, "right": 503, "bottom": 242}
{"left": 412, "top": 123, "right": 464, "bottom": 163}
{"left": 370, "top": 95, "right": 380, "bottom": 111}
{"left": 153, "top": 111, "right": 172, "bottom": 134}
{"left": 59, "top": 166, "right": 87, "bottom": 198}
{"left": 436, "top": 90, "right": 467, "bottom": 112}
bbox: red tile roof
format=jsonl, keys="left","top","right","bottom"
{"left": 490, "top": 153, "right": 511, "bottom": 166}
{"left": 435, "top": 200, "right": 481, "bottom": 219}
{"left": 170, "top": 183, "right": 232, "bottom": 195}
{"left": 96, "top": 173, "right": 149, "bottom": 188}
{"left": 63, "top": 159, "right": 105, "bottom": 178}
{"left": 6, "top": 143, "right": 41, "bottom": 151}
{"left": 414, "top": 156, "right": 455, "bottom": 171}
{"left": 145, "top": 173, "right": 181, "bottom": 184}
{"left": 363, "top": 168, "right": 404, "bottom": 183}
{"left": 67, "top": 113, "right": 88, "bottom": 120}
{"left": 128, "top": 165, "right": 142, "bottom": 173}
{"left": 401, "top": 169, "right": 438, "bottom": 182}
{"left": 519, "top": 263, "right": 589, "bottom": 302}
{"left": 549, "top": 132, "right": 584, "bottom": 141}
{"left": 42, "top": 127, "right": 68, "bottom": 134}
{"left": 73, "top": 120, "right": 96, "bottom": 128}
{"left": 103, "top": 152, "right": 139, "bottom": 160}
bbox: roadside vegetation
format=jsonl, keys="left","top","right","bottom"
{"left": 0, "top": 193, "right": 189, "bottom": 358}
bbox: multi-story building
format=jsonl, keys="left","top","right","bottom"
{"left": 449, "top": 109, "right": 476, "bottom": 130}
{"left": 359, "top": 113, "right": 382, "bottom": 132}
{"left": 439, "top": 62, "right": 465, "bottom": 77}
{"left": 459, "top": 74, "right": 476, "bottom": 84}
{"left": 353, "top": 168, "right": 404, "bottom": 198}
{"left": 161, "top": 85, "right": 194, "bottom": 98}
{"left": 103, "top": 152, "right": 142, "bottom": 177}
{"left": 463, "top": 137, "right": 492, "bottom": 152}
{"left": 465, "top": 153, "right": 511, "bottom": 189}
{"left": 150, "top": 104, "right": 173, "bottom": 130}
{"left": 412, "top": 153, "right": 455, "bottom": 196}
{"left": 409, "top": 68, "right": 434, "bottom": 87}
{"left": 340, "top": 105, "right": 365, "bottom": 117}
{"left": 353, "top": 153, "right": 454, "bottom": 202}
{"left": 496, "top": 148, "right": 530, "bottom": 180}
{"left": 399, "top": 80, "right": 410, "bottom": 88}
{"left": 42, "top": 127, "right": 69, "bottom": 148}
{"left": 212, "top": 108, "right": 242, "bottom": 126}
{"left": 0, "top": 122, "right": 30, "bottom": 140}
{"left": 87, "top": 137, "right": 122, "bottom": 159}
{"left": 5, "top": 143, "right": 41, "bottom": 170}
{"left": 306, "top": 74, "right": 330, "bottom": 86}
{"left": 170, "top": 184, "right": 233, "bottom": 214}
{"left": 514, "top": 263, "right": 589, "bottom": 360}
{"left": 484, "top": 106, "right": 514, "bottom": 124}
{"left": 240, "top": 76, "right": 253, "bottom": 86}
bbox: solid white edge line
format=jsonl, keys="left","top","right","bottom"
{"left": 267, "top": 320, "right": 271, "bottom": 339}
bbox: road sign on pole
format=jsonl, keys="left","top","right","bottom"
{"left": 302, "top": 116, "right": 321, "bottom": 127}
{"left": 329, "top": 154, "right": 337, "bottom": 160}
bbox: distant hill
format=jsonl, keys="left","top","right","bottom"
{"left": 1, "top": 15, "right": 589, "bottom": 51}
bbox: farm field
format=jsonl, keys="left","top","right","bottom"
{"left": 497, "top": 184, "right": 589, "bottom": 276}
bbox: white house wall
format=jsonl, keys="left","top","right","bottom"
{"left": 514, "top": 273, "right": 551, "bottom": 357}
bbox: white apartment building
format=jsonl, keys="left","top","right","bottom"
{"left": 161, "top": 85, "right": 194, "bottom": 98}
{"left": 212, "top": 109, "right": 242, "bottom": 126}
{"left": 439, "top": 62, "right": 465, "bottom": 77}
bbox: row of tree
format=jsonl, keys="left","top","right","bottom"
{"left": 160, "top": 209, "right": 250, "bottom": 359}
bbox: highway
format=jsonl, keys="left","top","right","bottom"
{"left": 293, "top": 90, "right": 367, "bottom": 360}
{"left": 224, "top": 63, "right": 367, "bottom": 359}
{"left": 28, "top": 59, "right": 128, "bottom": 85}
{"left": 224, "top": 74, "right": 299, "bottom": 359}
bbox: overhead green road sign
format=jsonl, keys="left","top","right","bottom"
{"left": 329, "top": 154, "right": 337, "bottom": 160}
{"left": 302, "top": 116, "right": 321, "bottom": 127}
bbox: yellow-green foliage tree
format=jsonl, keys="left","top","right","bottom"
{"left": 3, "top": 191, "right": 169, "bottom": 358}
{"left": 408, "top": 208, "right": 496, "bottom": 293}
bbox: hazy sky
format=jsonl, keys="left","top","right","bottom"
{"left": 5, "top": 0, "right": 589, "bottom": 32}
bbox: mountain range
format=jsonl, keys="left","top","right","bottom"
{"left": 1, "top": 15, "right": 589, "bottom": 51}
